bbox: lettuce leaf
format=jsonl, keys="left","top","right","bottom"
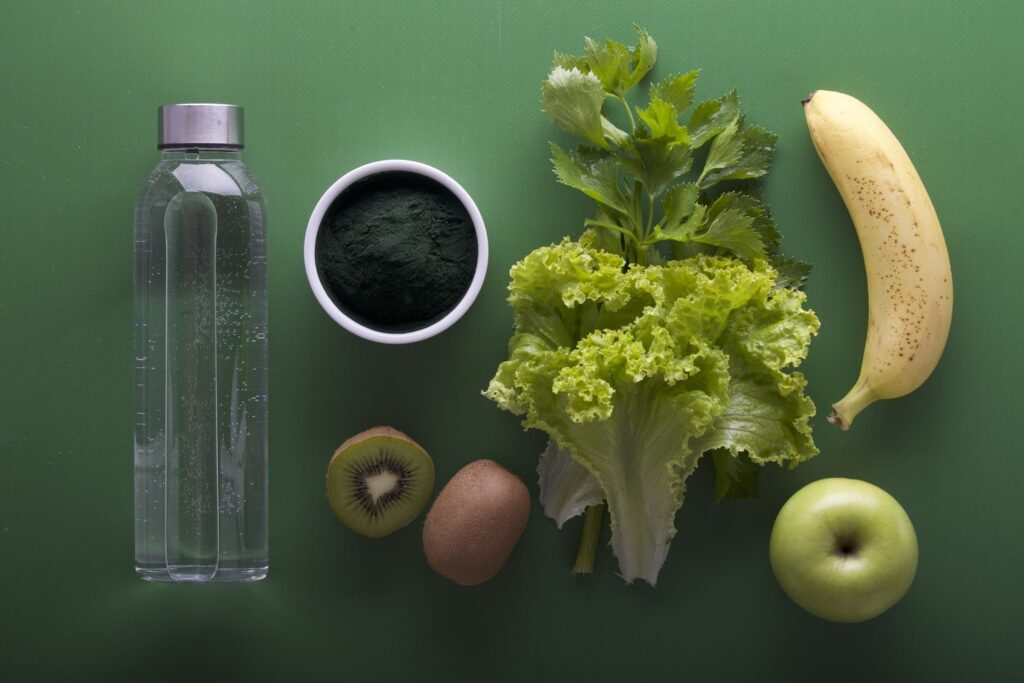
{"left": 486, "top": 240, "right": 819, "bottom": 584}
{"left": 537, "top": 440, "right": 603, "bottom": 528}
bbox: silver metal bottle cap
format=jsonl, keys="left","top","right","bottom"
{"left": 158, "top": 103, "right": 244, "bottom": 149}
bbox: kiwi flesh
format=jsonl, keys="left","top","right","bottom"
{"left": 327, "top": 426, "right": 434, "bottom": 538}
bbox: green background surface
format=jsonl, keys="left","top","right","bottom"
{"left": 1, "top": 1, "right": 1020, "bottom": 680}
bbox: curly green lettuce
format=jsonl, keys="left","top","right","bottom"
{"left": 485, "top": 236, "right": 819, "bottom": 585}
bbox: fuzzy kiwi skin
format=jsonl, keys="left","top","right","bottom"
{"left": 332, "top": 426, "right": 409, "bottom": 455}
{"left": 422, "top": 459, "right": 530, "bottom": 586}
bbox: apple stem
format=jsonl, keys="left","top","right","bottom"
{"left": 572, "top": 503, "right": 605, "bottom": 575}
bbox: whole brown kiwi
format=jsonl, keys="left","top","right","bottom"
{"left": 422, "top": 459, "right": 530, "bottom": 586}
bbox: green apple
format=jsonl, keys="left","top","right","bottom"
{"left": 769, "top": 478, "right": 918, "bottom": 623}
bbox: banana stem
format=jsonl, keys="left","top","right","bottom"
{"left": 572, "top": 503, "right": 606, "bottom": 575}
{"left": 828, "top": 382, "right": 877, "bottom": 430}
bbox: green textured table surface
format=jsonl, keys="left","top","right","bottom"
{"left": 1, "top": 1, "right": 1020, "bottom": 680}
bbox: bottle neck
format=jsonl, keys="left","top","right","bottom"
{"left": 160, "top": 148, "right": 242, "bottom": 162}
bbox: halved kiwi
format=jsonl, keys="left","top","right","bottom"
{"left": 326, "top": 426, "right": 435, "bottom": 538}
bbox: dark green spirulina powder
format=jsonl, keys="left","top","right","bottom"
{"left": 315, "top": 171, "right": 478, "bottom": 332}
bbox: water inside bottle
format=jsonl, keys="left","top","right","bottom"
{"left": 133, "top": 153, "right": 267, "bottom": 582}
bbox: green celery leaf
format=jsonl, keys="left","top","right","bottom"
{"left": 770, "top": 254, "right": 813, "bottom": 290}
{"left": 706, "top": 192, "right": 781, "bottom": 252}
{"left": 553, "top": 51, "right": 589, "bottom": 71}
{"left": 543, "top": 66, "right": 609, "bottom": 148}
{"left": 624, "top": 26, "right": 657, "bottom": 90}
{"left": 711, "top": 449, "right": 759, "bottom": 501}
{"left": 601, "top": 116, "right": 629, "bottom": 146}
{"left": 551, "top": 143, "right": 630, "bottom": 215}
{"left": 669, "top": 240, "right": 710, "bottom": 261}
{"left": 749, "top": 200, "right": 782, "bottom": 253}
{"left": 637, "top": 96, "right": 690, "bottom": 144}
{"left": 651, "top": 70, "right": 699, "bottom": 113}
{"left": 616, "top": 135, "right": 693, "bottom": 196}
{"left": 698, "top": 119, "right": 744, "bottom": 187}
{"left": 653, "top": 186, "right": 704, "bottom": 244}
{"left": 734, "top": 125, "right": 777, "bottom": 178}
{"left": 699, "top": 124, "right": 778, "bottom": 188}
{"left": 661, "top": 183, "right": 700, "bottom": 231}
{"left": 538, "top": 440, "right": 604, "bottom": 527}
{"left": 692, "top": 208, "right": 765, "bottom": 259}
{"left": 688, "top": 90, "right": 739, "bottom": 148}
{"left": 571, "top": 143, "right": 611, "bottom": 164}
{"left": 656, "top": 205, "right": 705, "bottom": 243}
{"left": 705, "top": 192, "right": 759, "bottom": 221}
{"left": 584, "top": 37, "right": 631, "bottom": 93}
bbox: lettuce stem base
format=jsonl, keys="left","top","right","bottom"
{"left": 572, "top": 503, "right": 606, "bottom": 574}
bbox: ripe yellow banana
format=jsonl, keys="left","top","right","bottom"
{"left": 803, "top": 90, "right": 952, "bottom": 430}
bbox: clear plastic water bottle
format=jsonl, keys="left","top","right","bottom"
{"left": 134, "top": 104, "right": 268, "bottom": 582}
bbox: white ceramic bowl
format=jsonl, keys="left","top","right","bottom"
{"left": 304, "top": 159, "right": 488, "bottom": 344}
